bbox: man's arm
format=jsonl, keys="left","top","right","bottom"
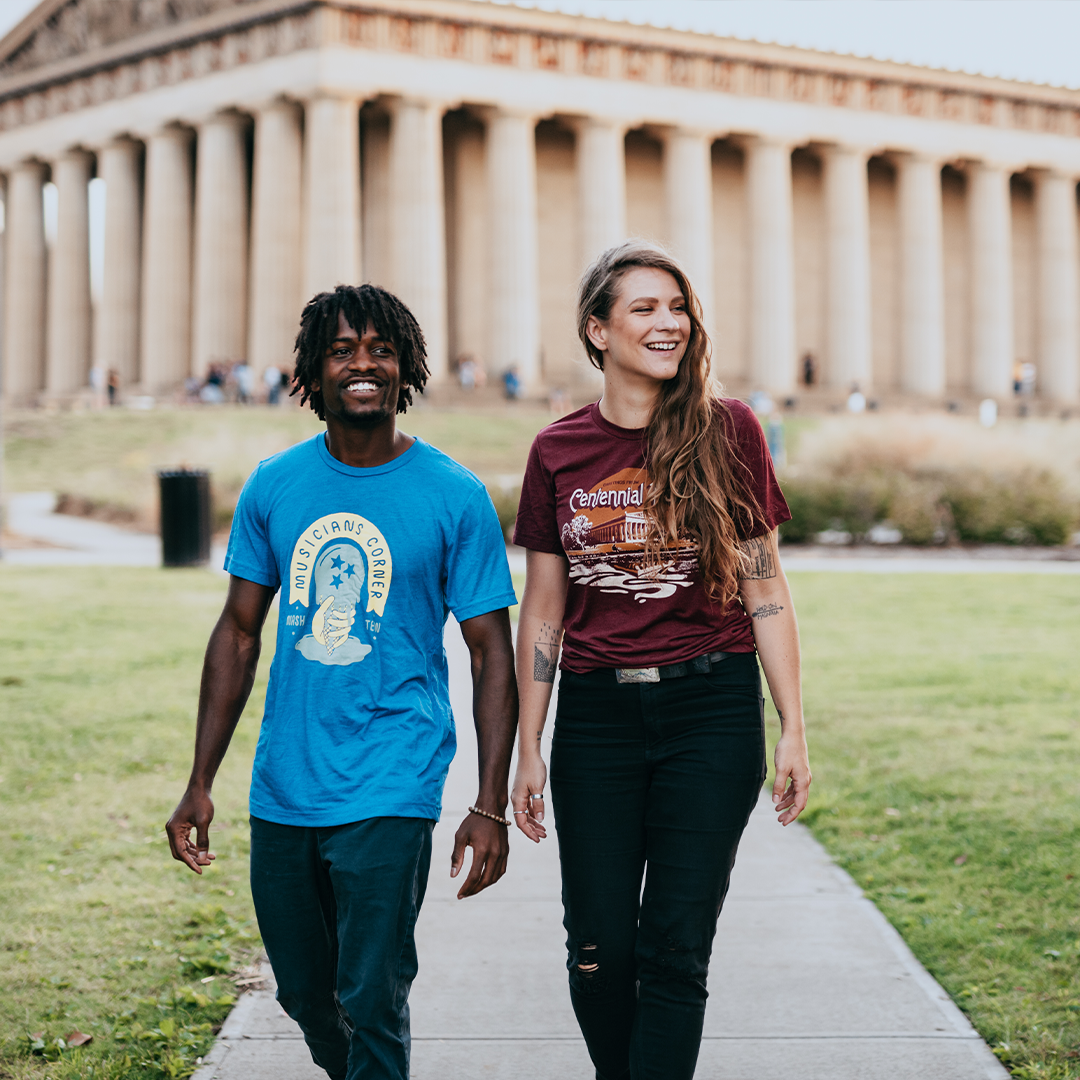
{"left": 450, "top": 608, "right": 518, "bottom": 899}
{"left": 166, "top": 576, "right": 276, "bottom": 873}
{"left": 510, "top": 550, "right": 569, "bottom": 843}
{"left": 737, "top": 530, "right": 811, "bottom": 826}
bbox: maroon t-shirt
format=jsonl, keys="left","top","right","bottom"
{"left": 513, "top": 398, "right": 791, "bottom": 673}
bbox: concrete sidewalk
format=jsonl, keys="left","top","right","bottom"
{"left": 193, "top": 625, "right": 1007, "bottom": 1080}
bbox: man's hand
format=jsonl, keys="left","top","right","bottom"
{"left": 450, "top": 813, "right": 509, "bottom": 899}
{"left": 166, "top": 787, "right": 217, "bottom": 874}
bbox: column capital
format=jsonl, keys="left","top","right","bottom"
{"left": 10, "top": 156, "right": 49, "bottom": 178}
{"left": 731, "top": 132, "right": 794, "bottom": 154}
{"left": 564, "top": 114, "right": 627, "bottom": 137}
{"left": 817, "top": 141, "right": 873, "bottom": 163}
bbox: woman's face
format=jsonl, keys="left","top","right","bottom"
{"left": 586, "top": 267, "right": 691, "bottom": 388}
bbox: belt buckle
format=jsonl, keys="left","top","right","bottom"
{"left": 616, "top": 666, "right": 660, "bottom": 684}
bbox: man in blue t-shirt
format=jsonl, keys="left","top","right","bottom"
{"left": 166, "top": 285, "right": 519, "bottom": 1080}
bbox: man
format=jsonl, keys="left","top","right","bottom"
{"left": 166, "top": 284, "right": 519, "bottom": 1080}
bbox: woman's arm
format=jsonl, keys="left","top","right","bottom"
{"left": 510, "top": 549, "right": 569, "bottom": 842}
{"left": 737, "top": 529, "right": 811, "bottom": 825}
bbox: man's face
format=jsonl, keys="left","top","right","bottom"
{"left": 313, "top": 312, "right": 402, "bottom": 426}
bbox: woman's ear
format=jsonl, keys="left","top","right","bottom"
{"left": 584, "top": 314, "right": 608, "bottom": 354}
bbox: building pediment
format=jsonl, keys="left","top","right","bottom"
{"left": 0, "top": 0, "right": 250, "bottom": 80}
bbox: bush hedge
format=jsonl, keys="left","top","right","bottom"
{"left": 779, "top": 468, "right": 1078, "bottom": 546}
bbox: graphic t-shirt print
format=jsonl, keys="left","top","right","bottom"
{"left": 561, "top": 467, "right": 696, "bottom": 604}
{"left": 286, "top": 513, "right": 392, "bottom": 665}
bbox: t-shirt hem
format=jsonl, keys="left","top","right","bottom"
{"left": 452, "top": 590, "right": 519, "bottom": 623}
{"left": 512, "top": 532, "right": 565, "bottom": 555}
{"left": 249, "top": 799, "right": 443, "bottom": 827}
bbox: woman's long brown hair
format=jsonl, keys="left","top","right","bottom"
{"left": 577, "top": 240, "right": 760, "bottom": 607}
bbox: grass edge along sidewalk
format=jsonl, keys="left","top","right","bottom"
{"left": 1, "top": 567, "right": 1078, "bottom": 1078}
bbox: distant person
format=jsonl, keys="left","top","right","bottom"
{"left": 766, "top": 408, "right": 786, "bottom": 469}
{"left": 1020, "top": 362, "right": 1036, "bottom": 397}
{"left": 502, "top": 364, "right": 522, "bottom": 400}
{"left": 263, "top": 364, "right": 284, "bottom": 405}
{"left": 1013, "top": 360, "right": 1024, "bottom": 396}
{"left": 510, "top": 241, "right": 809, "bottom": 1080}
{"left": 802, "top": 351, "right": 816, "bottom": 387}
{"left": 234, "top": 361, "right": 255, "bottom": 404}
{"left": 107, "top": 368, "right": 121, "bottom": 407}
{"left": 847, "top": 383, "right": 866, "bottom": 413}
{"left": 166, "top": 284, "right": 518, "bottom": 1080}
{"left": 458, "top": 355, "right": 477, "bottom": 391}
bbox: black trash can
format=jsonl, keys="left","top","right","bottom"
{"left": 158, "top": 469, "right": 212, "bottom": 567}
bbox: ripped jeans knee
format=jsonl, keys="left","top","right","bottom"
{"left": 568, "top": 941, "right": 605, "bottom": 996}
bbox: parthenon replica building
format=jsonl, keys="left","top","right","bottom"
{"left": 2, "top": 0, "right": 1079, "bottom": 405}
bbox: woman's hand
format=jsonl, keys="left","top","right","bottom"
{"left": 511, "top": 753, "right": 548, "bottom": 843}
{"left": 772, "top": 731, "right": 811, "bottom": 826}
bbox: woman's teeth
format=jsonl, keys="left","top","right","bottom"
{"left": 646, "top": 343, "right": 677, "bottom": 351}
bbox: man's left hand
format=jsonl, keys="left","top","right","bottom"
{"left": 450, "top": 813, "right": 509, "bottom": 899}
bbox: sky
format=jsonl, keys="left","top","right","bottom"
{"left": 1, "top": 0, "right": 1078, "bottom": 89}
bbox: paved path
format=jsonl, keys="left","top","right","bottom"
{"left": 2, "top": 492, "right": 227, "bottom": 567}
{"left": 193, "top": 625, "right": 1007, "bottom": 1080}
{"left": 5, "top": 491, "right": 1078, "bottom": 574}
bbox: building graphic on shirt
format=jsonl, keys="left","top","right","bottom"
{"left": 287, "top": 512, "right": 393, "bottom": 666}
{"left": 561, "top": 468, "right": 697, "bottom": 604}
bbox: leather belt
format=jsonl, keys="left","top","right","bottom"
{"left": 615, "top": 650, "right": 734, "bottom": 685}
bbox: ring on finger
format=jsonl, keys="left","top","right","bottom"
{"left": 529, "top": 793, "right": 544, "bottom": 801}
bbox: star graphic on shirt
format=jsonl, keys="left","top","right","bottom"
{"left": 331, "top": 573, "right": 342, "bottom": 588}
{"left": 331, "top": 554, "right": 344, "bottom": 570}
{"left": 342, "top": 563, "right": 356, "bottom": 578}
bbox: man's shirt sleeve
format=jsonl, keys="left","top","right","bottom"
{"left": 445, "top": 486, "right": 518, "bottom": 623}
{"left": 224, "top": 464, "right": 281, "bottom": 588}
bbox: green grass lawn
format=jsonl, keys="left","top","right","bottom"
{"left": 789, "top": 571, "right": 1080, "bottom": 1079}
{"left": 0, "top": 568, "right": 264, "bottom": 1080}
{"left": 1, "top": 566, "right": 1078, "bottom": 1078}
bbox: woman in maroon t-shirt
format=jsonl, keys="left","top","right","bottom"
{"left": 510, "top": 240, "right": 811, "bottom": 1080}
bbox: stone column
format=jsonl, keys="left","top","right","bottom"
{"left": 249, "top": 99, "right": 303, "bottom": 376}
{"left": 663, "top": 128, "right": 715, "bottom": 337}
{"left": 303, "top": 94, "right": 361, "bottom": 298}
{"left": 141, "top": 125, "right": 194, "bottom": 391}
{"left": 822, "top": 145, "right": 872, "bottom": 390}
{"left": 968, "top": 161, "right": 1014, "bottom": 398}
{"left": 486, "top": 109, "right": 540, "bottom": 389}
{"left": 895, "top": 153, "right": 946, "bottom": 398}
{"left": 191, "top": 111, "right": 250, "bottom": 378}
{"left": 575, "top": 117, "right": 626, "bottom": 269}
{"left": 389, "top": 97, "right": 448, "bottom": 382}
{"left": 97, "top": 137, "right": 142, "bottom": 387}
{"left": 745, "top": 137, "right": 796, "bottom": 393}
{"left": 3, "top": 160, "right": 48, "bottom": 400}
{"left": 1034, "top": 171, "right": 1079, "bottom": 403}
{"left": 46, "top": 149, "right": 93, "bottom": 395}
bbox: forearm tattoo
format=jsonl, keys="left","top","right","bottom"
{"left": 751, "top": 602, "right": 784, "bottom": 620}
{"left": 739, "top": 536, "right": 777, "bottom": 580}
{"left": 533, "top": 621, "right": 560, "bottom": 684}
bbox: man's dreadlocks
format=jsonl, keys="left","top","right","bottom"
{"left": 291, "top": 284, "right": 429, "bottom": 419}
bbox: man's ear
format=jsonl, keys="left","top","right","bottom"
{"left": 584, "top": 314, "right": 608, "bottom": 354}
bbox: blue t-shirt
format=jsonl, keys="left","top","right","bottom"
{"left": 224, "top": 433, "right": 517, "bottom": 827}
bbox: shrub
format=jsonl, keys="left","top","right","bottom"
{"left": 487, "top": 485, "right": 520, "bottom": 542}
{"left": 943, "top": 470, "right": 1076, "bottom": 546}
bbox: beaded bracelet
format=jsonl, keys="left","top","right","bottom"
{"left": 468, "top": 805, "right": 512, "bottom": 827}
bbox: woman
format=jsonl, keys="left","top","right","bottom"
{"left": 510, "top": 240, "right": 810, "bottom": 1080}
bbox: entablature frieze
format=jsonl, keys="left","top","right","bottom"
{"left": 1, "top": 0, "right": 1080, "bottom": 143}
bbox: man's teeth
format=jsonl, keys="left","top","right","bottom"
{"left": 346, "top": 381, "right": 379, "bottom": 392}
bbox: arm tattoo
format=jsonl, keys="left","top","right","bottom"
{"left": 532, "top": 621, "right": 560, "bottom": 683}
{"left": 739, "top": 536, "right": 777, "bottom": 580}
{"left": 751, "top": 602, "right": 784, "bottom": 620}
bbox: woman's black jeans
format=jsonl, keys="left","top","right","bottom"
{"left": 550, "top": 653, "right": 767, "bottom": 1080}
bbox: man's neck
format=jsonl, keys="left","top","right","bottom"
{"left": 323, "top": 416, "right": 414, "bottom": 468}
